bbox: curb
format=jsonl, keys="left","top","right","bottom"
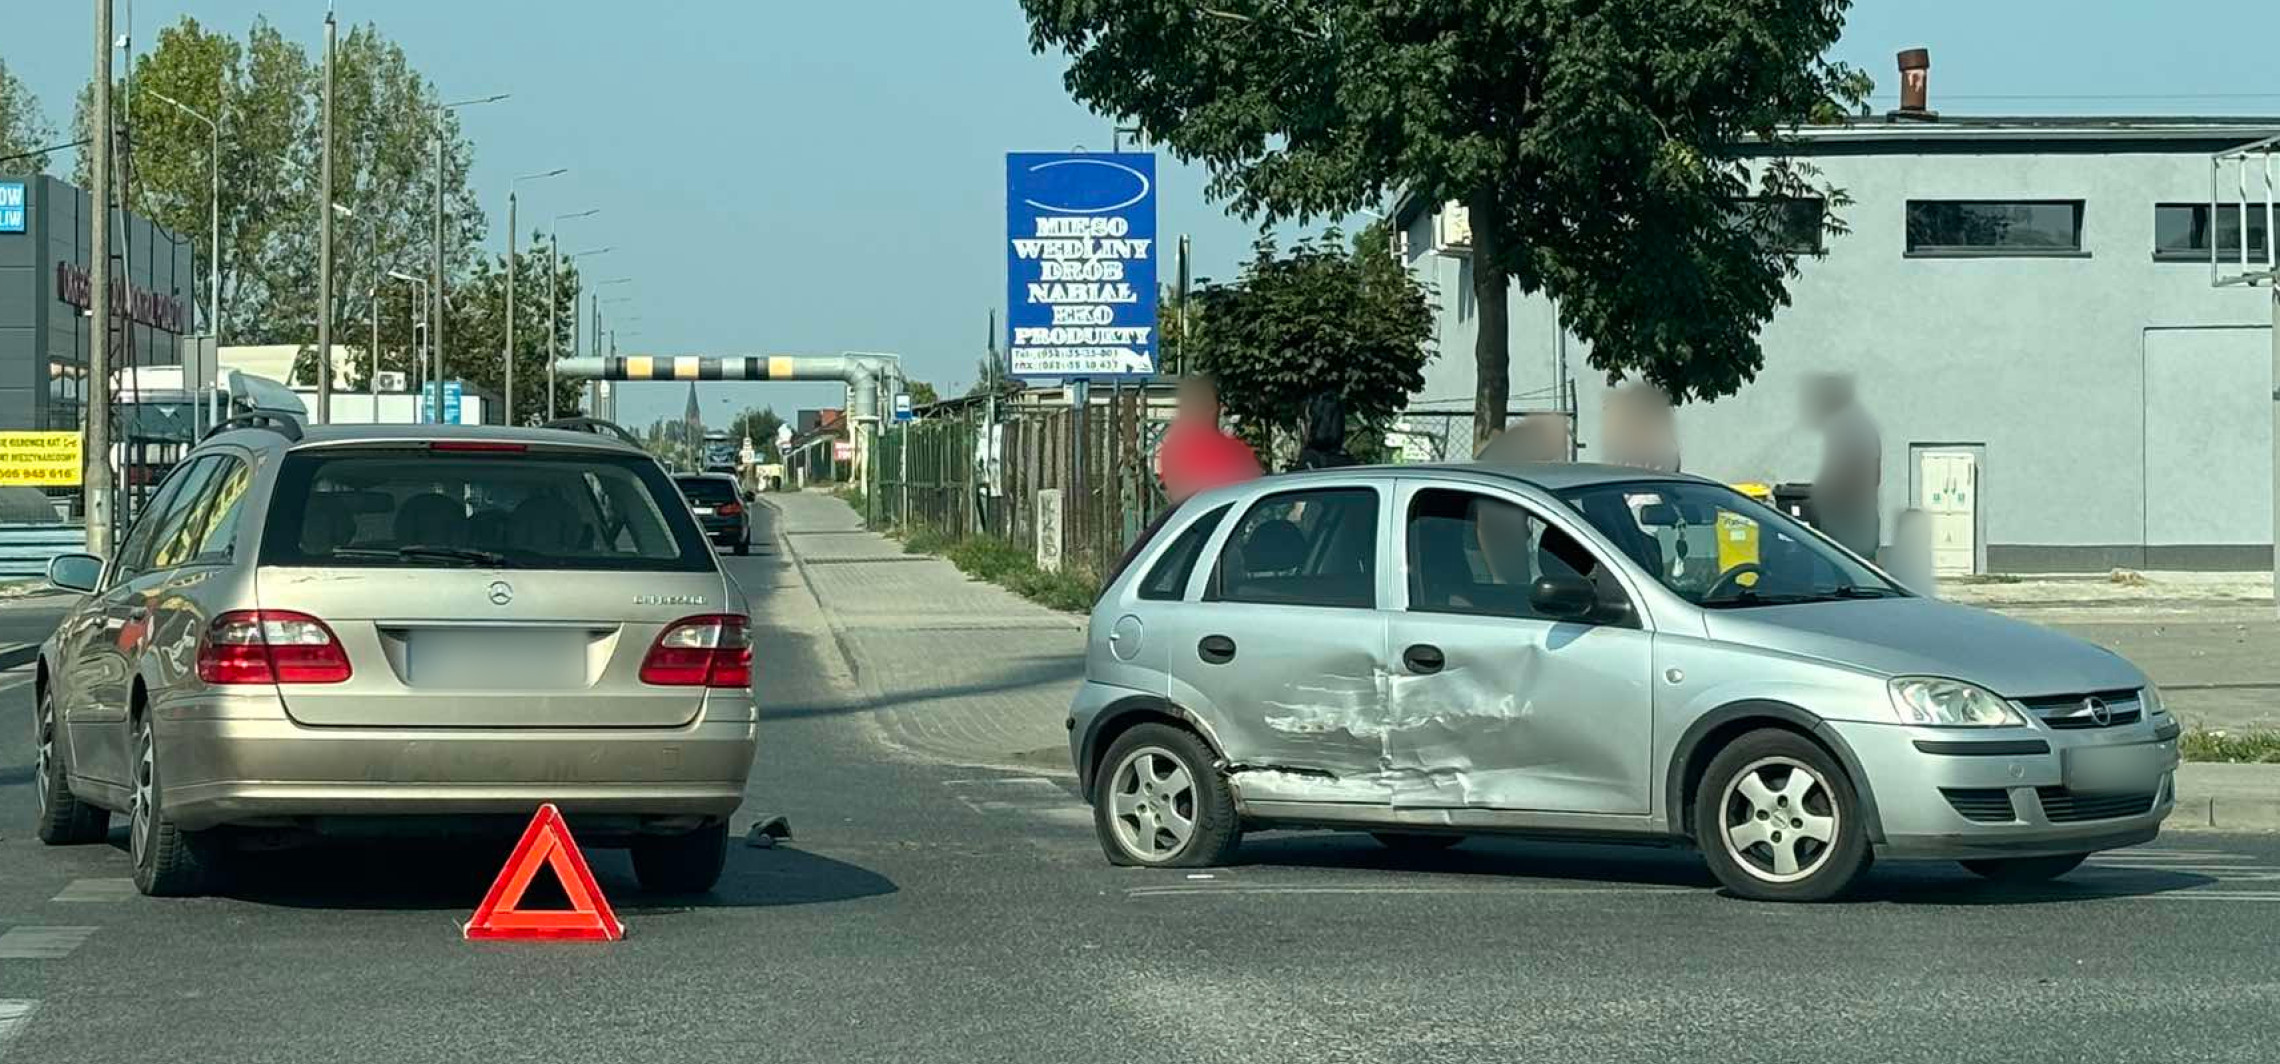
{"left": 0, "top": 644, "right": 35, "bottom": 671}
{"left": 756, "top": 497, "right": 873, "bottom": 696}
{"left": 2169, "top": 762, "right": 2280, "bottom": 832}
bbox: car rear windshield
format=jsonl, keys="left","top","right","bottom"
{"left": 675, "top": 476, "right": 739, "bottom": 504}
{"left": 260, "top": 447, "right": 714, "bottom": 571}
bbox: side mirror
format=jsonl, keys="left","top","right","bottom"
{"left": 48, "top": 552, "right": 103, "bottom": 594}
{"left": 1530, "top": 573, "right": 1597, "bottom": 620}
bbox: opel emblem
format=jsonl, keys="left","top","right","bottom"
{"left": 2083, "top": 696, "right": 2111, "bottom": 726}
{"left": 487, "top": 580, "right": 514, "bottom": 607}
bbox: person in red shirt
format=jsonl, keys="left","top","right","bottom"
{"left": 1155, "top": 374, "right": 1262, "bottom": 503}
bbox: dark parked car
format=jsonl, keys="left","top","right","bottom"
{"left": 674, "top": 474, "right": 751, "bottom": 555}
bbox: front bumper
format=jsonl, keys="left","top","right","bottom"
{"left": 150, "top": 689, "right": 758, "bottom": 832}
{"left": 1826, "top": 716, "right": 2180, "bottom": 861}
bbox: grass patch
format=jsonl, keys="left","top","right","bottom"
{"left": 894, "top": 528, "right": 1100, "bottom": 612}
{"left": 830, "top": 483, "right": 868, "bottom": 518}
{"left": 2181, "top": 728, "right": 2280, "bottom": 764}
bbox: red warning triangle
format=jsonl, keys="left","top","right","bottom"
{"left": 463, "top": 803, "right": 625, "bottom": 941}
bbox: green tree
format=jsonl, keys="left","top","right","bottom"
{"left": 1022, "top": 0, "right": 1866, "bottom": 440}
{"left": 905, "top": 380, "right": 940, "bottom": 406}
{"left": 1189, "top": 224, "right": 1432, "bottom": 458}
{"left": 82, "top": 18, "right": 485, "bottom": 346}
{"left": 730, "top": 406, "right": 785, "bottom": 460}
{"left": 0, "top": 58, "right": 59, "bottom": 174}
{"left": 420, "top": 238, "right": 585, "bottom": 425}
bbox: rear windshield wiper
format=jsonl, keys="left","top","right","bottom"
{"left": 332, "top": 545, "right": 509, "bottom": 568}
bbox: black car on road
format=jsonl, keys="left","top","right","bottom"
{"left": 674, "top": 473, "right": 751, "bottom": 555}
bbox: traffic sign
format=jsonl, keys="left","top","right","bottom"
{"left": 420, "top": 380, "right": 464, "bottom": 424}
{"left": 893, "top": 393, "right": 914, "bottom": 422}
{"left": 1005, "top": 152, "right": 1158, "bottom": 380}
{"left": 462, "top": 803, "right": 625, "bottom": 941}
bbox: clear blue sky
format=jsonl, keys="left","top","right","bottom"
{"left": 16, "top": 1, "right": 2280, "bottom": 430}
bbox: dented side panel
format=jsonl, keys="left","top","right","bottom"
{"left": 1165, "top": 601, "right": 1391, "bottom": 804}
{"left": 1380, "top": 613, "right": 1655, "bottom": 813}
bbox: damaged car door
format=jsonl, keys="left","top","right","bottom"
{"left": 1381, "top": 484, "right": 1654, "bottom": 814}
{"left": 1164, "top": 483, "right": 1391, "bottom": 805}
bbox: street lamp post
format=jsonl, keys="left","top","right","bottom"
{"left": 505, "top": 168, "right": 567, "bottom": 426}
{"left": 431, "top": 93, "right": 509, "bottom": 424}
{"left": 147, "top": 87, "right": 221, "bottom": 358}
{"left": 316, "top": 7, "right": 337, "bottom": 424}
{"left": 385, "top": 269, "right": 429, "bottom": 418}
{"left": 563, "top": 250, "right": 612, "bottom": 415}
{"left": 546, "top": 210, "right": 599, "bottom": 421}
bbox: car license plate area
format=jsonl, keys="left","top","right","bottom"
{"left": 691, "top": 506, "right": 716, "bottom": 516}
{"left": 407, "top": 630, "right": 587, "bottom": 689}
{"left": 2062, "top": 742, "right": 2164, "bottom": 794}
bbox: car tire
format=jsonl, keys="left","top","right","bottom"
{"left": 632, "top": 823, "right": 728, "bottom": 894}
{"left": 33, "top": 680, "right": 110, "bottom": 845}
{"left": 1371, "top": 832, "right": 1463, "bottom": 852}
{"left": 1960, "top": 853, "right": 2089, "bottom": 883}
{"left": 1694, "top": 729, "right": 1872, "bottom": 903}
{"left": 129, "top": 713, "right": 220, "bottom": 897}
{"left": 1093, "top": 723, "right": 1240, "bottom": 868}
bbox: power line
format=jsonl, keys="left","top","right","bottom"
{"left": 0, "top": 137, "right": 92, "bottom": 165}
{"left": 1865, "top": 91, "right": 2280, "bottom": 101}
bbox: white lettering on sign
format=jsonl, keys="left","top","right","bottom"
{"left": 1006, "top": 152, "right": 1159, "bottom": 378}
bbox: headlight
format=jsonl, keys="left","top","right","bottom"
{"left": 1888, "top": 677, "right": 2026, "bottom": 727}
{"left": 2142, "top": 683, "right": 2168, "bottom": 717}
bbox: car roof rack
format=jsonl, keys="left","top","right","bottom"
{"left": 540, "top": 416, "right": 643, "bottom": 449}
{"left": 202, "top": 411, "right": 304, "bottom": 444}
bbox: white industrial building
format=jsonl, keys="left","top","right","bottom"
{"left": 1396, "top": 105, "right": 2279, "bottom": 574}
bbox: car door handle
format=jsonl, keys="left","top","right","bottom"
{"left": 1197, "top": 635, "right": 1237, "bottom": 665}
{"left": 1403, "top": 643, "right": 1446, "bottom": 674}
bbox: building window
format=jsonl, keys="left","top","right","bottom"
{"left": 1905, "top": 200, "right": 2085, "bottom": 257}
{"left": 2154, "top": 203, "right": 2273, "bottom": 261}
{"left": 1734, "top": 197, "right": 1826, "bottom": 255}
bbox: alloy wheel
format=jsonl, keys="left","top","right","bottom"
{"left": 33, "top": 689, "right": 54, "bottom": 813}
{"left": 1720, "top": 756, "right": 1839, "bottom": 883}
{"left": 130, "top": 722, "right": 155, "bottom": 869}
{"left": 1107, "top": 746, "right": 1198, "bottom": 861}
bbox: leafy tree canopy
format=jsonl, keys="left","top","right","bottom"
{"left": 0, "top": 58, "right": 59, "bottom": 174}
{"left": 1023, "top": 0, "right": 1865, "bottom": 435}
{"left": 1189, "top": 223, "right": 1432, "bottom": 447}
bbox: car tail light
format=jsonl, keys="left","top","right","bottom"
{"left": 717, "top": 502, "right": 744, "bottom": 517}
{"left": 197, "top": 610, "right": 353, "bottom": 685}
{"left": 639, "top": 614, "right": 751, "bottom": 688}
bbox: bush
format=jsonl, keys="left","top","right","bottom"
{"left": 2181, "top": 729, "right": 2280, "bottom": 764}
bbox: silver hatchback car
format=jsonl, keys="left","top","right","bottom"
{"left": 1069, "top": 464, "right": 2180, "bottom": 901}
{"left": 34, "top": 419, "right": 757, "bottom": 896}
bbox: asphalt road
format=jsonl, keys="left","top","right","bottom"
{"left": 1, "top": 509, "right": 2276, "bottom": 1063}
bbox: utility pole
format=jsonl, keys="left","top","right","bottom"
{"left": 85, "top": 0, "right": 116, "bottom": 555}
{"left": 505, "top": 187, "right": 516, "bottom": 425}
{"left": 431, "top": 130, "right": 444, "bottom": 424}
{"left": 315, "top": 7, "right": 336, "bottom": 424}
{"left": 546, "top": 232, "right": 557, "bottom": 420}
{"left": 1175, "top": 234, "right": 1191, "bottom": 377}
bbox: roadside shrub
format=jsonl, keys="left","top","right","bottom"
{"left": 2181, "top": 729, "right": 2280, "bottom": 764}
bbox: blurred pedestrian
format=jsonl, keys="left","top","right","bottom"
{"left": 1889, "top": 508, "right": 1937, "bottom": 597}
{"left": 1294, "top": 392, "right": 1359, "bottom": 471}
{"left": 1604, "top": 383, "right": 1680, "bottom": 473}
{"left": 1156, "top": 373, "right": 1262, "bottom": 504}
{"left": 1475, "top": 413, "right": 1571, "bottom": 466}
{"left": 1803, "top": 373, "right": 1881, "bottom": 562}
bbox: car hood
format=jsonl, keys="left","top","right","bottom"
{"left": 1701, "top": 596, "right": 2143, "bottom": 698}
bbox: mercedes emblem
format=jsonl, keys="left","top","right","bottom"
{"left": 487, "top": 580, "right": 514, "bottom": 607}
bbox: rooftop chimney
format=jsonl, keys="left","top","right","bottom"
{"left": 1893, "top": 48, "right": 1936, "bottom": 121}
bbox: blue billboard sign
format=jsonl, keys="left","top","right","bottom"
{"left": 0, "top": 182, "right": 25, "bottom": 233}
{"left": 420, "top": 379, "right": 463, "bottom": 424}
{"left": 1005, "top": 152, "right": 1157, "bottom": 380}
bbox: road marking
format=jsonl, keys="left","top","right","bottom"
{"left": 0, "top": 1001, "right": 34, "bottom": 1061}
{"left": 0, "top": 928, "right": 97, "bottom": 959}
{"left": 1127, "top": 884, "right": 1696, "bottom": 899}
{"left": 49, "top": 879, "right": 134, "bottom": 904}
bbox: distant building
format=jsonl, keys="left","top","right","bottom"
{"left": 1395, "top": 105, "right": 2280, "bottom": 574}
{"left": 0, "top": 173, "right": 198, "bottom": 432}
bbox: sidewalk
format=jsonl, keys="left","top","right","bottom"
{"left": 767, "top": 491, "right": 1081, "bottom": 775}
{"left": 771, "top": 491, "right": 2275, "bottom": 830}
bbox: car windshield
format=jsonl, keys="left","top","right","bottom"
{"left": 675, "top": 476, "right": 739, "bottom": 504}
{"left": 261, "top": 448, "right": 713, "bottom": 572}
{"left": 1554, "top": 479, "right": 1902, "bottom": 608}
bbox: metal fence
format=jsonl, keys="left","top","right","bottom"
{"left": 870, "top": 388, "right": 1172, "bottom": 579}
{"left": 0, "top": 523, "right": 85, "bottom": 578}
